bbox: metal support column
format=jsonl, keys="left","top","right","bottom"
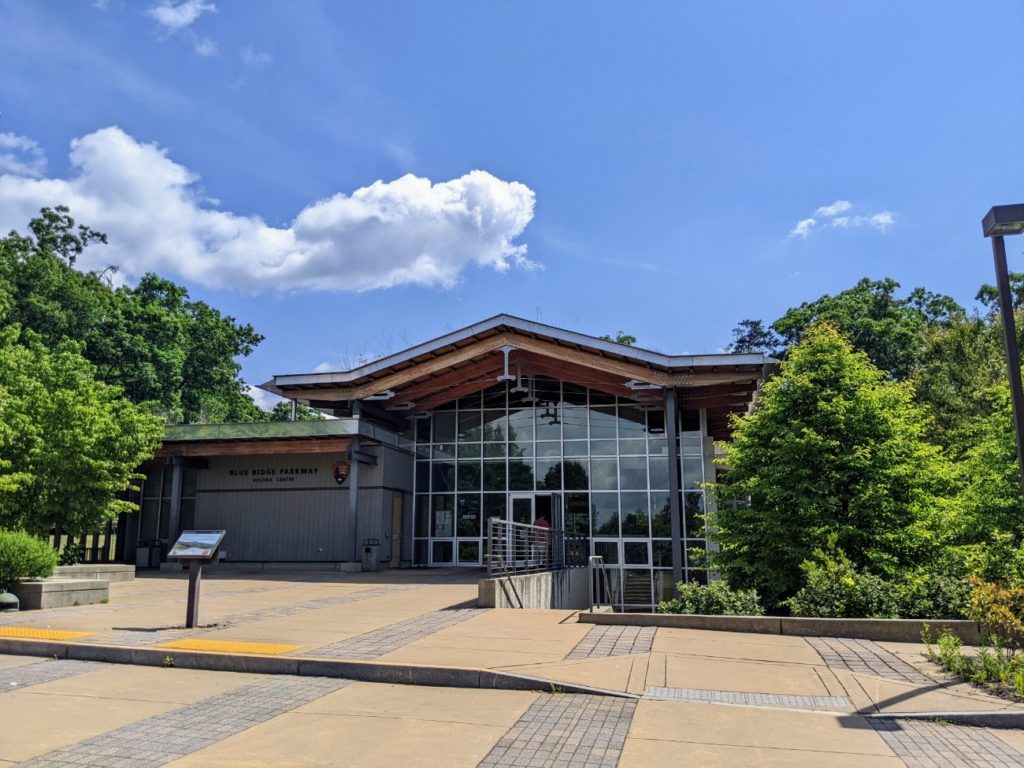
{"left": 993, "top": 234, "right": 1024, "bottom": 499}
{"left": 167, "top": 461, "right": 184, "bottom": 546}
{"left": 665, "top": 389, "right": 684, "bottom": 585}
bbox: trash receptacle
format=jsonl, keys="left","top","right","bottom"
{"left": 135, "top": 543, "right": 152, "bottom": 569}
{"left": 361, "top": 541, "right": 380, "bottom": 572}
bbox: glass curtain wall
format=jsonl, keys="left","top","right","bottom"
{"left": 411, "top": 376, "right": 709, "bottom": 607}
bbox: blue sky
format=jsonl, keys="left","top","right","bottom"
{"left": 2, "top": 1, "right": 1022, "bottom": 403}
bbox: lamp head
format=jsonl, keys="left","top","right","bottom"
{"left": 983, "top": 204, "right": 1024, "bottom": 237}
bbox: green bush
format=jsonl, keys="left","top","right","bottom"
{"left": 925, "top": 627, "right": 1024, "bottom": 700}
{"left": 894, "top": 571, "right": 972, "bottom": 619}
{"left": 0, "top": 530, "right": 57, "bottom": 592}
{"left": 658, "top": 580, "right": 764, "bottom": 616}
{"left": 785, "top": 548, "right": 898, "bottom": 618}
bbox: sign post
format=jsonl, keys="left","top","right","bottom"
{"left": 167, "top": 530, "right": 225, "bottom": 629}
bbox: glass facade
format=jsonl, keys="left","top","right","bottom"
{"left": 412, "top": 376, "right": 709, "bottom": 608}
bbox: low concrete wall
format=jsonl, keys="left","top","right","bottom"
{"left": 479, "top": 569, "right": 590, "bottom": 609}
{"left": 577, "top": 611, "right": 980, "bottom": 644}
{"left": 54, "top": 564, "right": 135, "bottom": 582}
{"left": 12, "top": 579, "right": 109, "bottom": 610}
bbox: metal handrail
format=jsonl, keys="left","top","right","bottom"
{"left": 486, "top": 551, "right": 523, "bottom": 609}
{"left": 486, "top": 517, "right": 587, "bottom": 577}
{"left": 588, "top": 555, "right": 617, "bottom": 612}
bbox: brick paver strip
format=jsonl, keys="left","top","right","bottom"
{"left": 645, "top": 685, "right": 851, "bottom": 711}
{"left": 0, "top": 659, "right": 107, "bottom": 692}
{"left": 18, "top": 675, "right": 348, "bottom": 767}
{"left": 869, "top": 717, "right": 1024, "bottom": 767}
{"left": 808, "top": 637, "right": 933, "bottom": 684}
{"left": 567, "top": 625, "right": 656, "bottom": 659}
{"left": 477, "top": 693, "right": 636, "bottom": 768}
{"left": 310, "top": 608, "right": 488, "bottom": 659}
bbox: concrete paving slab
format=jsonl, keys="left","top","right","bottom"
{"left": 654, "top": 630, "right": 823, "bottom": 665}
{"left": 663, "top": 653, "right": 832, "bottom": 696}
{"left": 166, "top": 710, "right": 512, "bottom": 767}
{"left": 497, "top": 654, "right": 638, "bottom": 692}
{"left": 294, "top": 680, "right": 538, "bottom": 726}
{"left": 628, "top": 700, "right": 898, "bottom": 757}
{"left": 620, "top": 737, "right": 905, "bottom": 767}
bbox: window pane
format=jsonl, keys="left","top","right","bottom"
{"left": 562, "top": 459, "right": 589, "bottom": 490}
{"left": 415, "top": 495, "right": 430, "bottom": 537}
{"left": 457, "top": 461, "right": 481, "bottom": 492}
{"left": 590, "top": 458, "right": 618, "bottom": 490}
{"left": 456, "top": 494, "right": 481, "bottom": 537}
{"left": 589, "top": 407, "right": 617, "bottom": 439}
{"left": 624, "top": 542, "right": 649, "bottom": 565}
{"left": 618, "top": 438, "right": 647, "bottom": 456}
{"left": 433, "top": 412, "right": 456, "bottom": 443}
{"left": 618, "top": 406, "right": 647, "bottom": 438}
{"left": 432, "top": 541, "right": 454, "bottom": 564}
{"left": 651, "top": 493, "right": 672, "bottom": 537}
{"left": 620, "top": 492, "right": 650, "bottom": 537}
{"left": 482, "top": 410, "right": 507, "bottom": 442}
{"left": 655, "top": 570, "right": 676, "bottom": 601}
{"left": 591, "top": 493, "right": 619, "bottom": 536}
{"left": 458, "top": 540, "right": 481, "bottom": 564}
{"left": 432, "top": 443, "right": 455, "bottom": 460}
{"left": 536, "top": 408, "right": 561, "bottom": 441}
{"left": 458, "top": 392, "right": 482, "bottom": 410}
{"left": 432, "top": 495, "right": 454, "bottom": 537}
{"left": 562, "top": 383, "right": 587, "bottom": 406}
{"left": 653, "top": 540, "right": 674, "bottom": 568}
{"left": 648, "top": 457, "right": 669, "bottom": 490}
{"left": 562, "top": 407, "right": 588, "bottom": 439}
{"left": 623, "top": 569, "right": 652, "bottom": 604}
{"left": 483, "top": 460, "right": 507, "bottom": 492}
{"left": 563, "top": 440, "right": 588, "bottom": 457}
{"left": 415, "top": 417, "right": 430, "bottom": 444}
{"left": 682, "top": 457, "right": 703, "bottom": 489}
{"left": 535, "top": 377, "right": 560, "bottom": 403}
{"left": 565, "top": 493, "right": 589, "bottom": 534}
{"left": 508, "top": 441, "right": 533, "bottom": 458}
{"left": 457, "top": 442, "right": 483, "bottom": 459}
{"left": 483, "top": 442, "right": 506, "bottom": 458}
{"left": 414, "top": 540, "right": 429, "bottom": 566}
{"left": 536, "top": 460, "right": 562, "bottom": 490}
{"left": 432, "top": 462, "right": 455, "bottom": 493}
{"left": 483, "top": 384, "right": 507, "bottom": 409}
{"left": 508, "top": 459, "right": 534, "bottom": 491}
{"left": 506, "top": 409, "right": 534, "bottom": 442}
{"left": 458, "top": 411, "right": 482, "bottom": 442}
{"left": 590, "top": 439, "right": 618, "bottom": 456}
{"left": 648, "top": 436, "right": 669, "bottom": 456}
{"left": 647, "top": 409, "right": 666, "bottom": 435}
{"left": 158, "top": 500, "right": 170, "bottom": 538}
{"left": 594, "top": 540, "right": 619, "bottom": 565}
{"left": 483, "top": 494, "right": 506, "bottom": 524}
{"left": 681, "top": 432, "right": 703, "bottom": 455}
{"left": 416, "top": 461, "right": 430, "bottom": 492}
{"left": 536, "top": 441, "right": 561, "bottom": 458}
{"left": 680, "top": 410, "right": 700, "bottom": 431}
{"left": 619, "top": 457, "right": 647, "bottom": 490}
{"left": 684, "top": 492, "right": 705, "bottom": 535}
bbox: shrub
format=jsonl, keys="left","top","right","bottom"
{"left": 925, "top": 627, "right": 1024, "bottom": 701}
{"left": 658, "top": 580, "right": 764, "bottom": 616}
{"left": 967, "top": 576, "right": 1024, "bottom": 648}
{"left": 785, "top": 548, "right": 898, "bottom": 618}
{"left": 0, "top": 530, "right": 57, "bottom": 592}
{"left": 58, "top": 544, "right": 85, "bottom": 566}
{"left": 894, "top": 571, "right": 972, "bottom": 619}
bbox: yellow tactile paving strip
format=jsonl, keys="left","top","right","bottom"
{"left": 157, "top": 638, "right": 302, "bottom": 655}
{"left": 0, "top": 627, "right": 94, "bottom": 640}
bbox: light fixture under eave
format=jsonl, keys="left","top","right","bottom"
{"left": 625, "top": 379, "right": 662, "bottom": 391}
{"left": 386, "top": 402, "right": 415, "bottom": 411}
{"left": 364, "top": 390, "right": 396, "bottom": 401}
{"left": 510, "top": 363, "right": 529, "bottom": 394}
{"left": 496, "top": 345, "right": 516, "bottom": 383}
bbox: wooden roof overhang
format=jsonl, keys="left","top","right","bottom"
{"left": 260, "top": 315, "right": 777, "bottom": 438}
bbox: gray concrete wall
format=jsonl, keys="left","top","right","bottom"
{"left": 478, "top": 568, "right": 590, "bottom": 610}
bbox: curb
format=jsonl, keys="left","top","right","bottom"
{"left": 0, "top": 637, "right": 637, "bottom": 699}
{"left": 866, "top": 710, "right": 1024, "bottom": 729}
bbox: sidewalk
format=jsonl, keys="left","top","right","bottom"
{"left": 3, "top": 570, "right": 1024, "bottom": 766}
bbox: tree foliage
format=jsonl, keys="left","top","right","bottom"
{"left": 598, "top": 331, "right": 637, "bottom": 346}
{"left": 0, "top": 207, "right": 265, "bottom": 423}
{"left": 711, "top": 324, "right": 950, "bottom": 609}
{"left": 0, "top": 327, "right": 163, "bottom": 535}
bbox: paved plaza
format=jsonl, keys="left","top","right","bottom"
{"left": 2, "top": 569, "right": 1024, "bottom": 766}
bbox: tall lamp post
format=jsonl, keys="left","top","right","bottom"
{"left": 983, "top": 203, "right": 1024, "bottom": 497}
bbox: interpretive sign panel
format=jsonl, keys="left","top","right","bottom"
{"left": 169, "top": 530, "right": 225, "bottom": 560}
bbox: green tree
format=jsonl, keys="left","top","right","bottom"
{"left": 0, "top": 208, "right": 265, "bottom": 424}
{"left": 710, "top": 323, "right": 950, "bottom": 609}
{"left": 726, "top": 319, "right": 780, "bottom": 355}
{"left": 0, "top": 327, "right": 163, "bottom": 535}
{"left": 268, "top": 401, "right": 325, "bottom": 421}
{"left": 770, "top": 278, "right": 963, "bottom": 379}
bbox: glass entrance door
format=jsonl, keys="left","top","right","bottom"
{"left": 509, "top": 493, "right": 535, "bottom": 525}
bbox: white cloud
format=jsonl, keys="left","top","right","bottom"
{"left": 789, "top": 200, "right": 896, "bottom": 240}
{"left": 0, "top": 126, "right": 537, "bottom": 293}
{"left": 789, "top": 218, "right": 816, "bottom": 239}
{"left": 147, "top": 0, "right": 215, "bottom": 31}
{"left": 244, "top": 383, "right": 282, "bottom": 412}
{"left": 815, "top": 199, "right": 852, "bottom": 218}
{"left": 0, "top": 133, "right": 47, "bottom": 178}
{"left": 240, "top": 46, "right": 271, "bottom": 66}
{"left": 193, "top": 36, "right": 217, "bottom": 57}
{"left": 313, "top": 362, "right": 334, "bottom": 373}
